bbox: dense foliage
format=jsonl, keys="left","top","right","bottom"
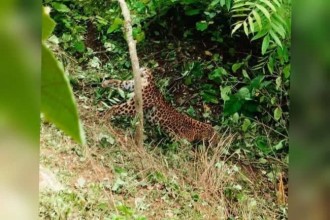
{"left": 43, "top": 1, "right": 290, "bottom": 217}
{"left": 45, "top": 0, "right": 290, "bottom": 158}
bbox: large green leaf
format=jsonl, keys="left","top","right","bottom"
{"left": 224, "top": 96, "right": 243, "bottom": 115}
{"left": 52, "top": 2, "right": 71, "bottom": 12}
{"left": 41, "top": 7, "right": 85, "bottom": 144}
{"left": 107, "top": 17, "right": 123, "bottom": 33}
{"left": 41, "top": 44, "right": 85, "bottom": 144}
{"left": 196, "top": 21, "right": 208, "bottom": 31}
{"left": 42, "top": 7, "right": 56, "bottom": 41}
{"left": 237, "top": 87, "right": 251, "bottom": 100}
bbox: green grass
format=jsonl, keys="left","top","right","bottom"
{"left": 40, "top": 91, "right": 287, "bottom": 219}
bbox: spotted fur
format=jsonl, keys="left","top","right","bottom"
{"left": 102, "top": 68, "right": 219, "bottom": 144}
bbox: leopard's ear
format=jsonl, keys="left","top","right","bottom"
{"left": 140, "top": 67, "right": 146, "bottom": 77}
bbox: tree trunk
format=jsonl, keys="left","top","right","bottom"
{"left": 117, "top": 0, "right": 144, "bottom": 148}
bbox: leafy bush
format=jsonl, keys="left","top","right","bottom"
{"left": 44, "top": 0, "right": 290, "bottom": 162}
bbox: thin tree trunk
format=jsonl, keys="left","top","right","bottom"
{"left": 117, "top": 0, "right": 144, "bottom": 148}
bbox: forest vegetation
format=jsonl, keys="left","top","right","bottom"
{"left": 40, "top": 0, "right": 290, "bottom": 219}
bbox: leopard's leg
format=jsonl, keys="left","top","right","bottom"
{"left": 145, "top": 109, "right": 181, "bottom": 140}
{"left": 103, "top": 98, "right": 136, "bottom": 120}
{"left": 102, "top": 79, "right": 135, "bottom": 92}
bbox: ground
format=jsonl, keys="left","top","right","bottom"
{"left": 40, "top": 86, "right": 287, "bottom": 219}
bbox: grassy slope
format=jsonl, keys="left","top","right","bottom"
{"left": 40, "top": 83, "right": 286, "bottom": 219}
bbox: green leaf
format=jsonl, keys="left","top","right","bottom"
{"left": 252, "top": 10, "right": 262, "bottom": 30}
{"left": 185, "top": 9, "right": 200, "bottom": 16}
{"left": 232, "top": 2, "right": 245, "bottom": 9}
{"left": 242, "top": 118, "right": 251, "bottom": 132}
{"left": 269, "top": 29, "right": 282, "bottom": 48}
{"left": 237, "top": 87, "right": 251, "bottom": 100}
{"left": 225, "top": 0, "right": 232, "bottom": 11}
{"left": 41, "top": 43, "right": 85, "bottom": 144}
{"left": 251, "top": 28, "right": 268, "bottom": 41}
{"left": 273, "top": 140, "right": 284, "bottom": 150}
{"left": 260, "top": 0, "right": 276, "bottom": 12}
{"left": 243, "top": 21, "right": 249, "bottom": 36}
{"left": 274, "top": 107, "right": 282, "bottom": 121}
{"left": 118, "top": 88, "right": 126, "bottom": 98}
{"left": 42, "top": 7, "right": 56, "bottom": 41}
{"left": 209, "top": 67, "right": 227, "bottom": 82}
{"left": 267, "top": 56, "right": 274, "bottom": 74}
{"left": 220, "top": 86, "right": 231, "bottom": 101}
{"left": 74, "top": 41, "right": 85, "bottom": 52}
{"left": 250, "top": 75, "right": 265, "bottom": 89}
{"left": 242, "top": 69, "right": 250, "bottom": 79}
{"left": 107, "top": 17, "right": 123, "bottom": 33}
{"left": 273, "top": 0, "right": 281, "bottom": 7}
{"left": 196, "top": 21, "right": 208, "bottom": 31}
{"left": 133, "top": 28, "right": 145, "bottom": 42}
{"left": 256, "top": 4, "right": 270, "bottom": 20}
{"left": 232, "top": 63, "right": 243, "bottom": 73}
{"left": 231, "top": 22, "right": 243, "bottom": 35}
{"left": 220, "top": 0, "right": 226, "bottom": 7}
{"left": 255, "top": 136, "right": 271, "bottom": 154}
{"left": 52, "top": 2, "right": 71, "bottom": 12}
{"left": 283, "top": 64, "right": 290, "bottom": 79}
{"left": 201, "top": 92, "right": 219, "bottom": 104}
{"left": 248, "top": 15, "right": 255, "bottom": 33}
{"left": 276, "top": 76, "right": 282, "bottom": 90}
{"left": 232, "top": 113, "right": 239, "bottom": 123}
{"left": 271, "top": 20, "right": 286, "bottom": 38}
{"left": 261, "top": 34, "right": 270, "bottom": 55}
{"left": 224, "top": 96, "right": 243, "bottom": 115}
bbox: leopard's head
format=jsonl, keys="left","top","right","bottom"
{"left": 140, "top": 67, "right": 154, "bottom": 87}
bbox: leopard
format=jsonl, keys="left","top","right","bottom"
{"left": 101, "top": 67, "right": 220, "bottom": 145}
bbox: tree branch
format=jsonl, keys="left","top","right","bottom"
{"left": 117, "top": 0, "right": 144, "bottom": 148}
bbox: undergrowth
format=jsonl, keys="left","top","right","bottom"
{"left": 40, "top": 94, "right": 286, "bottom": 218}
{"left": 41, "top": 0, "right": 289, "bottom": 219}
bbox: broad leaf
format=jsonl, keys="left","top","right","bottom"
{"left": 107, "top": 17, "right": 123, "bottom": 33}
{"left": 224, "top": 96, "right": 243, "bottom": 115}
{"left": 74, "top": 41, "right": 85, "bottom": 52}
{"left": 41, "top": 43, "right": 85, "bottom": 144}
{"left": 232, "top": 63, "right": 243, "bottom": 73}
{"left": 42, "top": 7, "right": 56, "bottom": 41}
{"left": 237, "top": 87, "right": 251, "bottom": 100}
{"left": 196, "top": 21, "right": 208, "bottom": 31}
{"left": 274, "top": 107, "right": 282, "bottom": 121}
{"left": 52, "top": 2, "right": 71, "bottom": 12}
{"left": 255, "top": 136, "right": 271, "bottom": 154}
{"left": 220, "top": 86, "right": 231, "bottom": 101}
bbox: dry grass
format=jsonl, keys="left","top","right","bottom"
{"left": 40, "top": 95, "right": 286, "bottom": 219}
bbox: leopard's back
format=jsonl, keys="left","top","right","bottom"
{"left": 103, "top": 67, "right": 219, "bottom": 144}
